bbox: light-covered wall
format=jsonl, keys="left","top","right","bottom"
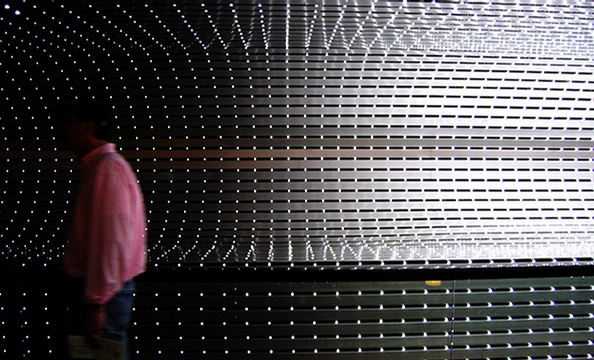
{"left": 2, "top": 0, "right": 594, "bottom": 269}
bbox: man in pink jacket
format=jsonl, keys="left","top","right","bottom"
{"left": 56, "top": 99, "right": 147, "bottom": 359}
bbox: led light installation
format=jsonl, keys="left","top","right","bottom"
{"left": 2, "top": 2, "right": 594, "bottom": 359}
{"left": 1, "top": 0, "right": 594, "bottom": 270}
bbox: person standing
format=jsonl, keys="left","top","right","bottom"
{"left": 55, "top": 99, "right": 147, "bottom": 359}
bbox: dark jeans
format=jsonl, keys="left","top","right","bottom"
{"left": 103, "top": 280, "right": 135, "bottom": 360}
{"left": 62, "top": 278, "right": 135, "bottom": 360}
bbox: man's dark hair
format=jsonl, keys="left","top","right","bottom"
{"left": 53, "top": 98, "right": 114, "bottom": 141}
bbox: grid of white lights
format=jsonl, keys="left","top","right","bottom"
{"left": 1, "top": 0, "right": 594, "bottom": 268}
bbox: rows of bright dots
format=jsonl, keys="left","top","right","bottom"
{"left": 142, "top": 289, "right": 448, "bottom": 355}
{"left": 125, "top": 284, "right": 590, "bottom": 356}
{"left": 2, "top": 1, "right": 593, "bottom": 266}
{"left": 4, "top": 2, "right": 593, "bottom": 55}
{"left": 6, "top": 280, "right": 592, "bottom": 356}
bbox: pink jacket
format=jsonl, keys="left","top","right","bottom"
{"left": 64, "top": 143, "right": 147, "bottom": 304}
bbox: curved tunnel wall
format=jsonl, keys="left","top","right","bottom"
{"left": 1, "top": 0, "right": 594, "bottom": 358}
{"left": 2, "top": 0, "right": 594, "bottom": 269}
